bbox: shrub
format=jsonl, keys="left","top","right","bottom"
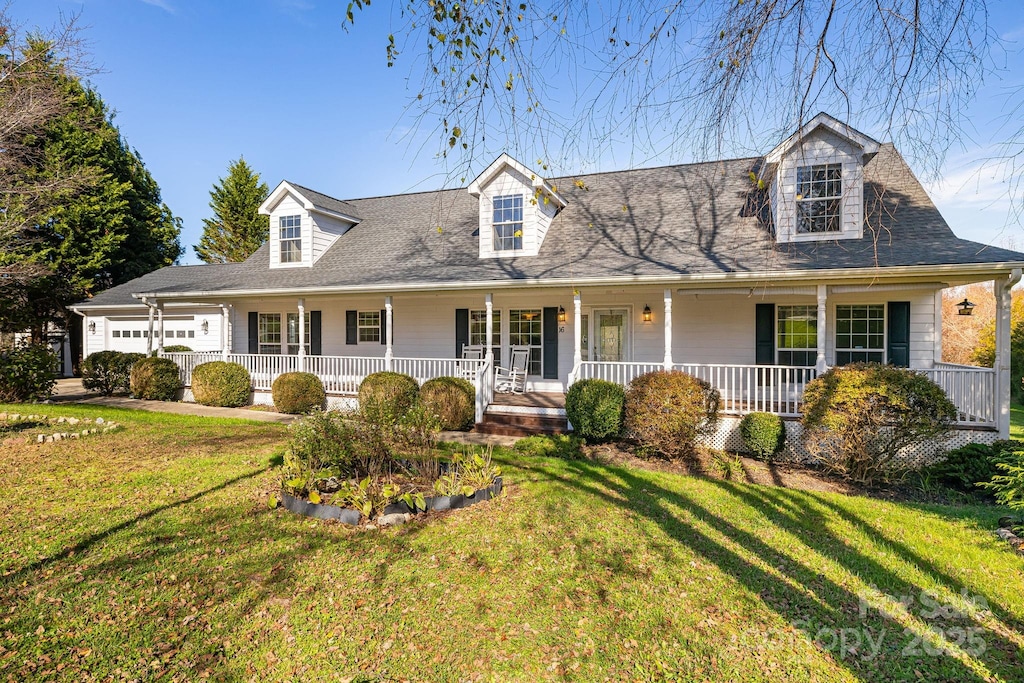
{"left": 923, "top": 443, "right": 999, "bottom": 493}
{"left": 982, "top": 447, "right": 1024, "bottom": 511}
{"left": 81, "top": 351, "right": 145, "bottom": 395}
{"left": 283, "top": 410, "right": 358, "bottom": 494}
{"left": 0, "top": 344, "right": 58, "bottom": 403}
{"left": 565, "top": 379, "right": 625, "bottom": 442}
{"left": 129, "top": 357, "right": 182, "bottom": 401}
{"left": 801, "top": 363, "right": 957, "bottom": 485}
{"left": 419, "top": 376, "right": 475, "bottom": 430}
{"left": 272, "top": 372, "right": 326, "bottom": 414}
{"left": 513, "top": 434, "right": 584, "bottom": 460}
{"left": 740, "top": 412, "right": 786, "bottom": 461}
{"left": 191, "top": 361, "right": 251, "bottom": 407}
{"left": 162, "top": 345, "right": 193, "bottom": 353}
{"left": 358, "top": 371, "right": 419, "bottom": 425}
{"left": 623, "top": 370, "right": 720, "bottom": 458}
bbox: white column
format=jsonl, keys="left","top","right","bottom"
{"left": 384, "top": 296, "right": 394, "bottom": 371}
{"left": 663, "top": 288, "right": 673, "bottom": 369}
{"left": 572, "top": 291, "right": 582, "bottom": 371}
{"left": 995, "top": 278, "right": 1012, "bottom": 438}
{"left": 145, "top": 298, "right": 155, "bottom": 355}
{"left": 156, "top": 304, "right": 164, "bottom": 354}
{"left": 816, "top": 284, "right": 828, "bottom": 373}
{"left": 485, "top": 293, "right": 494, "bottom": 365}
{"left": 221, "top": 305, "right": 230, "bottom": 360}
{"left": 297, "top": 298, "right": 306, "bottom": 372}
{"left": 933, "top": 290, "right": 943, "bottom": 366}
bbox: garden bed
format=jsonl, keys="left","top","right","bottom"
{"left": 0, "top": 411, "right": 123, "bottom": 444}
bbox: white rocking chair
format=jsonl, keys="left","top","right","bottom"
{"left": 494, "top": 346, "right": 529, "bottom": 394}
{"left": 458, "top": 344, "right": 484, "bottom": 380}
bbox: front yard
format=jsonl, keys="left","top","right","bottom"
{"left": 1, "top": 403, "right": 1022, "bottom": 681}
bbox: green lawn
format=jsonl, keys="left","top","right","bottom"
{"left": 1, "top": 403, "right": 1022, "bottom": 682}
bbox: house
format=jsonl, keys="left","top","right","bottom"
{"left": 71, "top": 113, "right": 1024, "bottom": 450}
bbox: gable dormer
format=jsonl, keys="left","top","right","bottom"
{"left": 468, "top": 154, "right": 567, "bottom": 258}
{"left": 258, "top": 181, "right": 362, "bottom": 268}
{"left": 762, "top": 113, "right": 880, "bottom": 244}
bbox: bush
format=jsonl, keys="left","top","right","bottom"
{"left": 0, "top": 344, "right": 58, "bottom": 403}
{"left": 982, "top": 447, "right": 1024, "bottom": 511}
{"left": 129, "top": 357, "right": 183, "bottom": 401}
{"left": 191, "top": 361, "right": 251, "bottom": 407}
{"left": 925, "top": 440, "right": 1024, "bottom": 493}
{"left": 565, "top": 379, "right": 625, "bottom": 442}
{"left": 513, "top": 434, "right": 584, "bottom": 460}
{"left": 81, "top": 351, "right": 145, "bottom": 395}
{"left": 283, "top": 410, "right": 359, "bottom": 494}
{"left": 623, "top": 370, "right": 720, "bottom": 458}
{"left": 740, "top": 412, "right": 786, "bottom": 461}
{"left": 162, "top": 345, "right": 193, "bottom": 353}
{"left": 801, "top": 363, "right": 956, "bottom": 485}
{"left": 419, "top": 376, "right": 475, "bottom": 430}
{"left": 272, "top": 372, "right": 326, "bottom": 414}
{"left": 358, "top": 371, "right": 419, "bottom": 425}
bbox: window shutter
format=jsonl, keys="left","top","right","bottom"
{"left": 310, "top": 311, "right": 322, "bottom": 355}
{"left": 248, "top": 312, "right": 258, "bottom": 354}
{"left": 887, "top": 301, "right": 910, "bottom": 367}
{"left": 455, "top": 309, "right": 469, "bottom": 358}
{"left": 543, "top": 307, "right": 559, "bottom": 380}
{"left": 380, "top": 308, "right": 387, "bottom": 345}
{"left": 346, "top": 310, "right": 358, "bottom": 345}
{"left": 755, "top": 304, "right": 775, "bottom": 365}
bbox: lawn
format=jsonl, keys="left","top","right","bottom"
{"left": 1, "top": 403, "right": 1022, "bottom": 682}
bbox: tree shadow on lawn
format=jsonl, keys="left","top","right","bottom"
{"left": 539, "top": 458, "right": 1022, "bottom": 682}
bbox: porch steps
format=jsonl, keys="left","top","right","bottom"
{"left": 475, "top": 403, "right": 569, "bottom": 437}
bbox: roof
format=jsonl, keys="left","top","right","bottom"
{"left": 285, "top": 182, "right": 362, "bottom": 220}
{"left": 74, "top": 263, "right": 247, "bottom": 308}
{"left": 81, "top": 143, "right": 1024, "bottom": 305}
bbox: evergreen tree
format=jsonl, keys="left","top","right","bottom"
{"left": 193, "top": 158, "right": 270, "bottom": 263}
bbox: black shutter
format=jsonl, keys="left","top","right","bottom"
{"left": 248, "top": 312, "right": 258, "bottom": 354}
{"left": 543, "top": 307, "right": 558, "bottom": 379}
{"left": 346, "top": 310, "right": 358, "bottom": 345}
{"left": 380, "top": 309, "right": 387, "bottom": 345}
{"left": 755, "top": 303, "right": 775, "bottom": 365}
{"left": 310, "top": 310, "right": 322, "bottom": 355}
{"left": 888, "top": 301, "right": 910, "bottom": 367}
{"left": 455, "top": 308, "right": 469, "bottom": 358}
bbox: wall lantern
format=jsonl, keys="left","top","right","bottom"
{"left": 88, "top": 321, "right": 96, "bottom": 334}
{"left": 957, "top": 298, "right": 976, "bottom": 316}
{"left": 201, "top": 319, "right": 210, "bottom": 334}
{"left": 642, "top": 305, "right": 653, "bottom": 323}
{"left": 558, "top": 306, "right": 566, "bottom": 323}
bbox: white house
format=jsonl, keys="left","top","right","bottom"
{"left": 72, "top": 114, "right": 1024, "bottom": 447}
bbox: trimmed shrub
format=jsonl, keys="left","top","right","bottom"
{"left": 191, "top": 361, "right": 251, "bottom": 407}
{"left": 130, "top": 357, "right": 183, "bottom": 401}
{"left": 81, "top": 351, "right": 145, "bottom": 395}
{"left": 358, "top": 371, "right": 419, "bottom": 425}
{"left": 740, "top": 412, "right": 786, "bottom": 461}
{"left": 419, "top": 376, "right": 475, "bottom": 430}
{"left": 623, "top": 370, "right": 720, "bottom": 458}
{"left": 565, "top": 378, "right": 625, "bottom": 442}
{"left": 0, "top": 344, "right": 58, "bottom": 403}
{"left": 162, "top": 345, "right": 193, "bottom": 353}
{"left": 801, "top": 363, "right": 956, "bottom": 485}
{"left": 982, "top": 446, "right": 1024, "bottom": 511}
{"left": 283, "top": 410, "right": 359, "bottom": 493}
{"left": 924, "top": 440, "right": 1024, "bottom": 493}
{"left": 272, "top": 372, "right": 326, "bottom": 414}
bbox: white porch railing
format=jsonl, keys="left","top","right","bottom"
{"left": 571, "top": 361, "right": 666, "bottom": 386}
{"left": 921, "top": 363, "right": 997, "bottom": 427}
{"left": 391, "top": 357, "right": 486, "bottom": 385}
{"left": 226, "top": 353, "right": 300, "bottom": 390}
{"left": 162, "top": 351, "right": 222, "bottom": 385}
{"left": 305, "top": 355, "right": 387, "bottom": 395}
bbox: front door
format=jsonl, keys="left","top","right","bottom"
{"left": 591, "top": 309, "right": 628, "bottom": 361}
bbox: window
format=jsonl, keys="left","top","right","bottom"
{"left": 835, "top": 304, "right": 884, "bottom": 364}
{"left": 509, "top": 309, "right": 542, "bottom": 376}
{"left": 112, "top": 330, "right": 121, "bottom": 338}
{"left": 187, "top": 330, "right": 195, "bottom": 338}
{"left": 165, "top": 330, "right": 174, "bottom": 338}
{"left": 358, "top": 311, "right": 381, "bottom": 343}
{"left": 492, "top": 195, "right": 523, "bottom": 251}
{"left": 279, "top": 215, "right": 302, "bottom": 263}
{"left": 796, "top": 164, "right": 842, "bottom": 233}
{"left": 287, "top": 312, "right": 311, "bottom": 354}
{"left": 777, "top": 305, "right": 816, "bottom": 366}
{"left": 133, "top": 330, "right": 142, "bottom": 338}
{"left": 176, "top": 330, "right": 186, "bottom": 338}
{"left": 470, "top": 309, "right": 502, "bottom": 365}
{"left": 259, "top": 313, "right": 282, "bottom": 354}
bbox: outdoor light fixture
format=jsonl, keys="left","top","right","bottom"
{"left": 201, "top": 320, "right": 210, "bottom": 334}
{"left": 642, "top": 305, "right": 652, "bottom": 322}
{"left": 88, "top": 321, "right": 96, "bottom": 334}
{"left": 957, "top": 298, "right": 976, "bottom": 316}
{"left": 558, "top": 306, "right": 566, "bottom": 323}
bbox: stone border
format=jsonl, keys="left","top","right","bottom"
{"left": 0, "top": 412, "right": 122, "bottom": 443}
{"left": 996, "top": 517, "right": 1024, "bottom": 555}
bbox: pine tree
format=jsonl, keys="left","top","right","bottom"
{"left": 193, "top": 159, "right": 270, "bottom": 263}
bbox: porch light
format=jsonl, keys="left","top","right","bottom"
{"left": 642, "top": 305, "right": 652, "bottom": 322}
{"left": 558, "top": 306, "right": 566, "bottom": 323}
{"left": 957, "top": 298, "right": 975, "bottom": 316}
{"left": 88, "top": 321, "right": 96, "bottom": 334}
{"left": 201, "top": 319, "right": 210, "bottom": 334}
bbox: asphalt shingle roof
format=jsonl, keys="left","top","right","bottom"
{"left": 287, "top": 182, "right": 362, "bottom": 220}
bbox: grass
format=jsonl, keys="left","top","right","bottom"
{"left": 1, "top": 403, "right": 1023, "bottom": 682}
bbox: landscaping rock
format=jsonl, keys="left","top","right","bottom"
{"left": 376, "top": 513, "right": 411, "bottom": 527}
{"left": 95, "top": 417, "right": 104, "bottom": 425}
{"left": 37, "top": 435, "right": 44, "bottom": 443}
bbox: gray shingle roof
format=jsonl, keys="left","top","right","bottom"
{"left": 75, "top": 263, "right": 248, "bottom": 307}
{"left": 287, "top": 182, "right": 361, "bottom": 220}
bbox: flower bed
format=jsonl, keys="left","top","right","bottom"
{"left": 0, "top": 412, "right": 123, "bottom": 443}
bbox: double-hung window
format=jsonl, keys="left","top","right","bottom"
{"left": 835, "top": 304, "right": 884, "bottom": 364}
{"left": 279, "top": 215, "right": 302, "bottom": 263}
{"left": 358, "top": 311, "right": 381, "bottom": 343}
{"left": 492, "top": 195, "right": 523, "bottom": 251}
{"left": 796, "top": 164, "right": 842, "bottom": 233}
{"left": 258, "top": 313, "right": 282, "bottom": 354}
{"left": 777, "top": 305, "right": 816, "bottom": 366}
{"left": 509, "top": 309, "right": 542, "bottom": 376}
{"left": 286, "top": 312, "right": 311, "bottom": 354}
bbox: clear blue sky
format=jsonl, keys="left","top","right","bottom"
{"left": 10, "top": 0, "right": 1024, "bottom": 264}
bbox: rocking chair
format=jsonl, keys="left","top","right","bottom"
{"left": 494, "top": 346, "right": 529, "bottom": 394}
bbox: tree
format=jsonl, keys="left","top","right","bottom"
{"left": 193, "top": 158, "right": 270, "bottom": 263}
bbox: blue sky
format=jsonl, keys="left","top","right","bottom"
{"left": 9, "top": 0, "right": 1024, "bottom": 263}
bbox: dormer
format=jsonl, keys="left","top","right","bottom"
{"left": 258, "top": 181, "right": 362, "bottom": 268}
{"left": 468, "top": 154, "right": 567, "bottom": 258}
{"left": 762, "top": 113, "right": 880, "bottom": 244}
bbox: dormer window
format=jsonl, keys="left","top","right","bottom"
{"left": 796, "top": 164, "right": 842, "bottom": 233}
{"left": 279, "top": 215, "right": 302, "bottom": 263}
{"left": 492, "top": 195, "right": 524, "bottom": 251}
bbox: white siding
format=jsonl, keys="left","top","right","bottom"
{"left": 82, "top": 307, "right": 225, "bottom": 356}
{"left": 477, "top": 167, "right": 556, "bottom": 258}
{"left": 309, "top": 212, "right": 352, "bottom": 263}
{"left": 267, "top": 195, "right": 310, "bottom": 269}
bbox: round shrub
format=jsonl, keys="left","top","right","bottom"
{"left": 191, "top": 361, "right": 251, "bottom": 407}
{"left": 272, "top": 371, "right": 327, "bottom": 414}
{"left": 162, "top": 345, "right": 193, "bottom": 353}
{"left": 81, "top": 351, "right": 145, "bottom": 395}
{"left": 419, "top": 376, "right": 475, "bottom": 430}
{"left": 740, "top": 412, "right": 786, "bottom": 461}
{"left": 624, "top": 370, "right": 720, "bottom": 459}
{"left": 358, "top": 371, "right": 419, "bottom": 425}
{"left": 0, "top": 344, "right": 58, "bottom": 403}
{"left": 130, "top": 357, "right": 182, "bottom": 401}
{"left": 565, "top": 378, "right": 625, "bottom": 442}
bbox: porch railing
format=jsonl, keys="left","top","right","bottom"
{"left": 921, "top": 363, "right": 997, "bottom": 427}
{"left": 162, "top": 351, "right": 223, "bottom": 386}
{"left": 305, "top": 355, "right": 387, "bottom": 395}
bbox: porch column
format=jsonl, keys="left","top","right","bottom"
{"left": 221, "top": 305, "right": 230, "bottom": 360}
{"left": 815, "top": 284, "right": 828, "bottom": 373}
{"left": 384, "top": 296, "right": 394, "bottom": 371}
{"left": 485, "top": 293, "right": 494, "bottom": 365}
{"left": 156, "top": 303, "right": 165, "bottom": 354}
{"left": 572, "top": 291, "right": 582, "bottom": 371}
{"left": 297, "top": 298, "right": 306, "bottom": 372}
{"left": 663, "top": 288, "right": 673, "bottom": 369}
{"left": 995, "top": 275, "right": 1018, "bottom": 438}
{"left": 145, "top": 298, "right": 155, "bottom": 355}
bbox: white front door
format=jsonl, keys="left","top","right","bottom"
{"left": 591, "top": 309, "right": 629, "bottom": 362}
